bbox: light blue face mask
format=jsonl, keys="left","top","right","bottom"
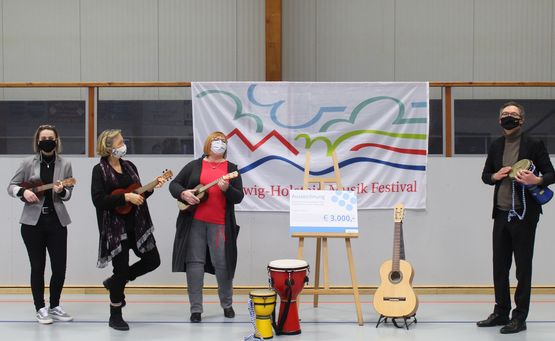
{"left": 210, "top": 140, "right": 227, "bottom": 155}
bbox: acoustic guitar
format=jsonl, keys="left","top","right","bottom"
{"left": 177, "top": 171, "right": 239, "bottom": 212}
{"left": 20, "top": 177, "right": 77, "bottom": 201}
{"left": 373, "top": 203, "right": 418, "bottom": 318}
{"left": 112, "top": 169, "right": 173, "bottom": 215}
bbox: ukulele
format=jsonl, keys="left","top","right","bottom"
{"left": 20, "top": 178, "right": 77, "bottom": 201}
{"left": 112, "top": 169, "right": 173, "bottom": 215}
{"left": 373, "top": 203, "right": 418, "bottom": 318}
{"left": 177, "top": 171, "right": 239, "bottom": 212}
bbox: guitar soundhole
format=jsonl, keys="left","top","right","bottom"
{"left": 389, "top": 271, "right": 402, "bottom": 284}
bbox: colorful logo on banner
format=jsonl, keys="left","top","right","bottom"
{"left": 192, "top": 82, "right": 428, "bottom": 211}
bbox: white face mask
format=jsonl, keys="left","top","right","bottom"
{"left": 210, "top": 140, "right": 227, "bottom": 155}
{"left": 112, "top": 144, "right": 127, "bottom": 159}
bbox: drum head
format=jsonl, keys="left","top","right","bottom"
{"left": 510, "top": 159, "right": 532, "bottom": 179}
{"left": 250, "top": 289, "right": 276, "bottom": 297}
{"left": 268, "top": 259, "right": 309, "bottom": 271}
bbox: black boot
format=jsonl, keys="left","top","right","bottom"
{"left": 103, "top": 277, "right": 126, "bottom": 307}
{"left": 109, "top": 305, "right": 129, "bottom": 331}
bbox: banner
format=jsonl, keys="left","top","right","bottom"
{"left": 192, "top": 82, "right": 428, "bottom": 211}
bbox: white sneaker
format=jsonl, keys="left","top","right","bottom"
{"left": 36, "top": 307, "right": 53, "bottom": 324}
{"left": 48, "top": 306, "right": 73, "bottom": 322}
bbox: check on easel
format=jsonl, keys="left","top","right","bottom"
{"left": 289, "top": 190, "right": 359, "bottom": 235}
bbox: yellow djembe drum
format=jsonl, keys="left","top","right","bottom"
{"left": 249, "top": 289, "right": 277, "bottom": 339}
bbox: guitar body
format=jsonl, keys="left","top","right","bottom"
{"left": 19, "top": 181, "right": 44, "bottom": 201}
{"left": 111, "top": 169, "right": 173, "bottom": 216}
{"left": 20, "top": 181, "right": 44, "bottom": 193}
{"left": 373, "top": 259, "right": 418, "bottom": 318}
{"left": 112, "top": 183, "right": 142, "bottom": 215}
{"left": 177, "top": 184, "right": 209, "bottom": 212}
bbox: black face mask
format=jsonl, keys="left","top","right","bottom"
{"left": 500, "top": 116, "right": 521, "bottom": 130}
{"left": 38, "top": 140, "right": 57, "bottom": 153}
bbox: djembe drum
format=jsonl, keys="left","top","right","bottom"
{"left": 510, "top": 159, "right": 553, "bottom": 205}
{"left": 267, "top": 259, "right": 309, "bottom": 335}
{"left": 249, "top": 289, "right": 277, "bottom": 339}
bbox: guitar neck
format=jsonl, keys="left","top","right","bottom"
{"left": 33, "top": 183, "right": 54, "bottom": 193}
{"left": 392, "top": 221, "right": 402, "bottom": 272}
{"left": 198, "top": 177, "right": 221, "bottom": 193}
{"left": 134, "top": 179, "right": 159, "bottom": 195}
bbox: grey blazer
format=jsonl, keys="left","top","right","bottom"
{"left": 7, "top": 154, "right": 73, "bottom": 226}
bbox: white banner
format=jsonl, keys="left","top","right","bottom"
{"left": 192, "top": 82, "right": 429, "bottom": 211}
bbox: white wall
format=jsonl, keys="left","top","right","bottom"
{"left": 2, "top": 156, "right": 555, "bottom": 287}
{"left": 283, "top": 0, "right": 555, "bottom": 99}
{"left": 0, "top": 0, "right": 265, "bottom": 100}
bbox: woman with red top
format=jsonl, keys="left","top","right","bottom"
{"left": 169, "top": 131, "right": 243, "bottom": 323}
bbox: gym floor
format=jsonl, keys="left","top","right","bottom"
{"left": 0, "top": 293, "right": 554, "bottom": 340}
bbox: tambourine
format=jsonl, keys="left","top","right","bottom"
{"left": 509, "top": 159, "right": 553, "bottom": 205}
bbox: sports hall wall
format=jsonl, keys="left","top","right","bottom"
{"left": 1, "top": 0, "right": 555, "bottom": 287}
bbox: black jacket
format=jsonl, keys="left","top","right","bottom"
{"left": 482, "top": 133, "right": 555, "bottom": 218}
{"left": 169, "top": 157, "right": 243, "bottom": 279}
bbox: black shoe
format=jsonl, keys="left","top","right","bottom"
{"left": 190, "top": 312, "right": 202, "bottom": 323}
{"left": 223, "top": 307, "right": 235, "bottom": 318}
{"left": 476, "top": 313, "right": 510, "bottom": 327}
{"left": 109, "top": 306, "right": 129, "bottom": 331}
{"left": 500, "top": 319, "right": 527, "bottom": 334}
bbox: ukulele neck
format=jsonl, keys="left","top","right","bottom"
{"left": 134, "top": 179, "right": 158, "bottom": 195}
{"left": 33, "top": 183, "right": 54, "bottom": 193}
{"left": 198, "top": 177, "right": 221, "bottom": 193}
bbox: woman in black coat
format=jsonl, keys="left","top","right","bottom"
{"left": 91, "top": 129, "right": 166, "bottom": 331}
{"left": 169, "top": 131, "right": 243, "bottom": 323}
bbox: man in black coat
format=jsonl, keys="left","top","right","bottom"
{"left": 477, "top": 101, "right": 555, "bottom": 334}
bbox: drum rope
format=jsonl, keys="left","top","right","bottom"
{"left": 244, "top": 298, "right": 264, "bottom": 341}
{"left": 508, "top": 179, "right": 526, "bottom": 221}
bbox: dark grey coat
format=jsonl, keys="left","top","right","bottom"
{"left": 169, "top": 158, "right": 243, "bottom": 279}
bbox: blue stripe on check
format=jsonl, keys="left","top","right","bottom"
{"left": 289, "top": 226, "right": 357, "bottom": 233}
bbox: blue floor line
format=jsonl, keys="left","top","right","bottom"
{"left": 1, "top": 320, "right": 555, "bottom": 324}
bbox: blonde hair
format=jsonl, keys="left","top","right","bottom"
{"left": 203, "top": 131, "right": 228, "bottom": 158}
{"left": 97, "top": 129, "right": 122, "bottom": 157}
{"left": 33, "top": 124, "right": 62, "bottom": 153}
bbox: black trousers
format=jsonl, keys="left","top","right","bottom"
{"left": 492, "top": 209, "right": 539, "bottom": 321}
{"left": 110, "top": 236, "right": 160, "bottom": 304}
{"left": 21, "top": 214, "right": 67, "bottom": 311}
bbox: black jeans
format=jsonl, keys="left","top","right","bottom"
{"left": 109, "top": 237, "right": 160, "bottom": 304}
{"left": 21, "top": 213, "right": 67, "bottom": 311}
{"left": 492, "top": 209, "right": 539, "bottom": 321}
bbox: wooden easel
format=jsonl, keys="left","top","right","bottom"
{"left": 292, "top": 150, "right": 364, "bottom": 326}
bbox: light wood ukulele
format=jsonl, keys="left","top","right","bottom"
{"left": 176, "top": 171, "right": 239, "bottom": 212}
{"left": 373, "top": 203, "right": 418, "bottom": 318}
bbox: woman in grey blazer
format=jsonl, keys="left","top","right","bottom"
{"left": 7, "top": 125, "right": 74, "bottom": 325}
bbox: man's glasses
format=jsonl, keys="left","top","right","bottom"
{"left": 500, "top": 111, "right": 521, "bottom": 119}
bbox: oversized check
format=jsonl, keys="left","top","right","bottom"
{"left": 289, "top": 190, "right": 359, "bottom": 234}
